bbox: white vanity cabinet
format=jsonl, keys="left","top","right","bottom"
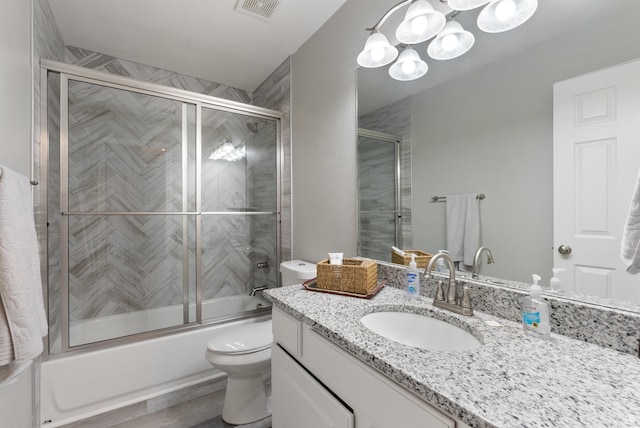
{"left": 272, "top": 345, "right": 354, "bottom": 428}
{"left": 271, "top": 306, "right": 462, "bottom": 428}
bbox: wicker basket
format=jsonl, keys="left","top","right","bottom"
{"left": 316, "top": 258, "right": 378, "bottom": 295}
{"left": 391, "top": 250, "right": 433, "bottom": 269}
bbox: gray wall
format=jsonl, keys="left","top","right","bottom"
{"left": 411, "top": 6, "right": 640, "bottom": 283}
{"left": 1, "top": 0, "right": 34, "bottom": 427}
{"left": 291, "top": 0, "right": 391, "bottom": 262}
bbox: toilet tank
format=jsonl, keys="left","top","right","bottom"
{"left": 280, "top": 260, "right": 317, "bottom": 286}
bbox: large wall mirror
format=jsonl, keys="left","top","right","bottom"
{"left": 357, "top": 0, "right": 640, "bottom": 308}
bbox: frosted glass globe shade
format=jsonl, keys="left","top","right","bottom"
{"left": 477, "top": 0, "right": 538, "bottom": 33}
{"left": 427, "top": 21, "right": 475, "bottom": 60}
{"left": 389, "top": 48, "right": 428, "bottom": 81}
{"left": 357, "top": 32, "right": 398, "bottom": 67}
{"left": 495, "top": 0, "right": 516, "bottom": 21}
{"left": 401, "top": 60, "right": 417, "bottom": 74}
{"left": 410, "top": 15, "right": 429, "bottom": 35}
{"left": 441, "top": 34, "right": 459, "bottom": 52}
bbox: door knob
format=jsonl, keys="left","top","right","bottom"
{"left": 558, "top": 244, "right": 572, "bottom": 255}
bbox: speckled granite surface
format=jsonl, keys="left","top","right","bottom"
{"left": 377, "top": 262, "right": 640, "bottom": 356}
{"left": 264, "top": 285, "right": 640, "bottom": 428}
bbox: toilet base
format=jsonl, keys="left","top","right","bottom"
{"left": 222, "top": 376, "right": 271, "bottom": 425}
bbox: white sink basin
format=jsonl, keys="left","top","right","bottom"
{"left": 360, "top": 311, "right": 482, "bottom": 352}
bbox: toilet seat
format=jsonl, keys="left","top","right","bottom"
{"left": 207, "top": 319, "right": 272, "bottom": 355}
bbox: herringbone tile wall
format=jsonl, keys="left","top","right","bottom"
{"left": 42, "top": 46, "right": 288, "bottom": 350}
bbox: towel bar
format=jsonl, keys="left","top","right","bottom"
{"left": 431, "top": 193, "right": 485, "bottom": 202}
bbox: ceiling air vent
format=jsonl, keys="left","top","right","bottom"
{"left": 235, "top": 0, "right": 282, "bottom": 21}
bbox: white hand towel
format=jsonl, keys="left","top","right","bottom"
{"left": 446, "top": 194, "right": 480, "bottom": 267}
{"left": 621, "top": 169, "right": 640, "bottom": 274}
{"left": 0, "top": 166, "right": 48, "bottom": 365}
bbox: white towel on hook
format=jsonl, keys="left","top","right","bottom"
{"left": 446, "top": 194, "right": 480, "bottom": 267}
{"left": 0, "top": 166, "right": 47, "bottom": 366}
{"left": 621, "top": 169, "right": 640, "bottom": 274}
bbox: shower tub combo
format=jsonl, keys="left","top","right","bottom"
{"left": 39, "top": 61, "right": 283, "bottom": 426}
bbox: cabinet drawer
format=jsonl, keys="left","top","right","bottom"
{"left": 272, "top": 344, "right": 354, "bottom": 428}
{"left": 272, "top": 306, "right": 302, "bottom": 357}
{"left": 302, "top": 324, "right": 455, "bottom": 428}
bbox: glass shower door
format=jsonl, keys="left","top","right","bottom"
{"left": 198, "top": 106, "right": 278, "bottom": 321}
{"left": 63, "top": 77, "right": 197, "bottom": 348}
{"left": 357, "top": 130, "right": 401, "bottom": 261}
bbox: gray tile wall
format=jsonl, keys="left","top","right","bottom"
{"left": 253, "top": 58, "right": 292, "bottom": 265}
{"left": 33, "top": 0, "right": 65, "bottom": 353}
{"left": 36, "top": 43, "right": 291, "bottom": 346}
{"left": 57, "top": 50, "right": 282, "bottom": 324}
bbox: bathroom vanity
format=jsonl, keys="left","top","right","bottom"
{"left": 265, "top": 285, "right": 640, "bottom": 427}
{"left": 271, "top": 305, "right": 461, "bottom": 428}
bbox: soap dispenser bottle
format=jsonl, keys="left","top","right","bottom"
{"left": 406, "top": 253, "right": 420, "bottom": 300}
{"left": 550, "top": 268, "right": 565, "bottom": 293}
{"left": 521, "top": 274, "right": 551, "bottom": 339}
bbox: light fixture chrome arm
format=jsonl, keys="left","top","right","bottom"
{"left": 365, "top": 0, "right": 413, "bottom": 32}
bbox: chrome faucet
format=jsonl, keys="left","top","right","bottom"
{"left": 250, "top": 285, "right": 268, "bottom": 296}
{"left": 425, "top": 252, "right": 474, "bottom": 316}
{"left": 472, "top": 246, "right": 495, "bottom": 279}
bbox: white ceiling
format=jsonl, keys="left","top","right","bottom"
{"left": 48, "top": 0, "right": 349, "bottom": 92}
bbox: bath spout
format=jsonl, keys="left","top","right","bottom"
{"left": 250, "top": 285, "right": 268, "bottom": 296}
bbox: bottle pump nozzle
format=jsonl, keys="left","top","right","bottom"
{"left": 531, "top": 274, "right": 542, "bottom": 298}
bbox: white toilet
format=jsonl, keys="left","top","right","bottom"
{"left": 205, "top": 260, "right": 316, "bottom": 424}
{"left": 280, "top": 259, "right": 317, "bottom": 286}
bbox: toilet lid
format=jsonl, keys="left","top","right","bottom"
{"left": 207, "top": 319, "right": 273, "bottom": 355}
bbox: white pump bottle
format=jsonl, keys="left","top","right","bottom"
{"left": 406, "top": 253, "right": 420, "bottom": 300}
{"left": 550, "top": 268, "right": 565, "bottom": 293}
{"left": 520, "top": 274, "right": 551, "bottom": 339}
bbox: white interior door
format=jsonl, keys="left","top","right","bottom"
{"left": 554, "top": 58, "right": 640, "bottom": 303}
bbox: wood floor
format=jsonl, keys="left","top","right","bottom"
{"left": 189, "top": 415, "right": 272, "bottom": 428}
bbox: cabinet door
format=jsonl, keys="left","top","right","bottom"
{"left": 272, "top": 344, "right": 354, "bottom": 428}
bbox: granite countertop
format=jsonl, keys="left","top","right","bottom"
{"left": 264, "top": 284, "right": 640, "bottom": 428}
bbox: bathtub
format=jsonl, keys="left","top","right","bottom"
{"left": 40, "top": 295, "right": 271, "bottom": 427}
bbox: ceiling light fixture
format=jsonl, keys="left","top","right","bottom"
{"left": 357, "top": 0, "right": 538, "bottom": 81}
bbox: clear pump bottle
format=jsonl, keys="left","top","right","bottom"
{"left": 550, "top": 268, "right": 565, "bottom": 293}
{"left": 521, "top": 274, "right": 551, "bottom": 339}
{"left": 406, "top": 253, "right": 420, "bottom": 300}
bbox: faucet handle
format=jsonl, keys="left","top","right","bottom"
{"left": 446, "top": 279, "right": 457, "bottom": 305}
{"left": 460, "top": 286, "right": 473, "bottom": 311}
{"left": 435, "top": 280, "right": 445, "bottom": 302}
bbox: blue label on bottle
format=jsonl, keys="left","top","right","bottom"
{"left": 407, "top": 273, "right": 417, "bottom": 294}
{"left": 523, "top": 311, "right": 541, "bottom": 328}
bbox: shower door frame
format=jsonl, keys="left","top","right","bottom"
{"left": 356, "top": 128, "right": 403, "bottom": 258}
{"left": 40, "top": 60, "right": 283, "bottom": 355}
